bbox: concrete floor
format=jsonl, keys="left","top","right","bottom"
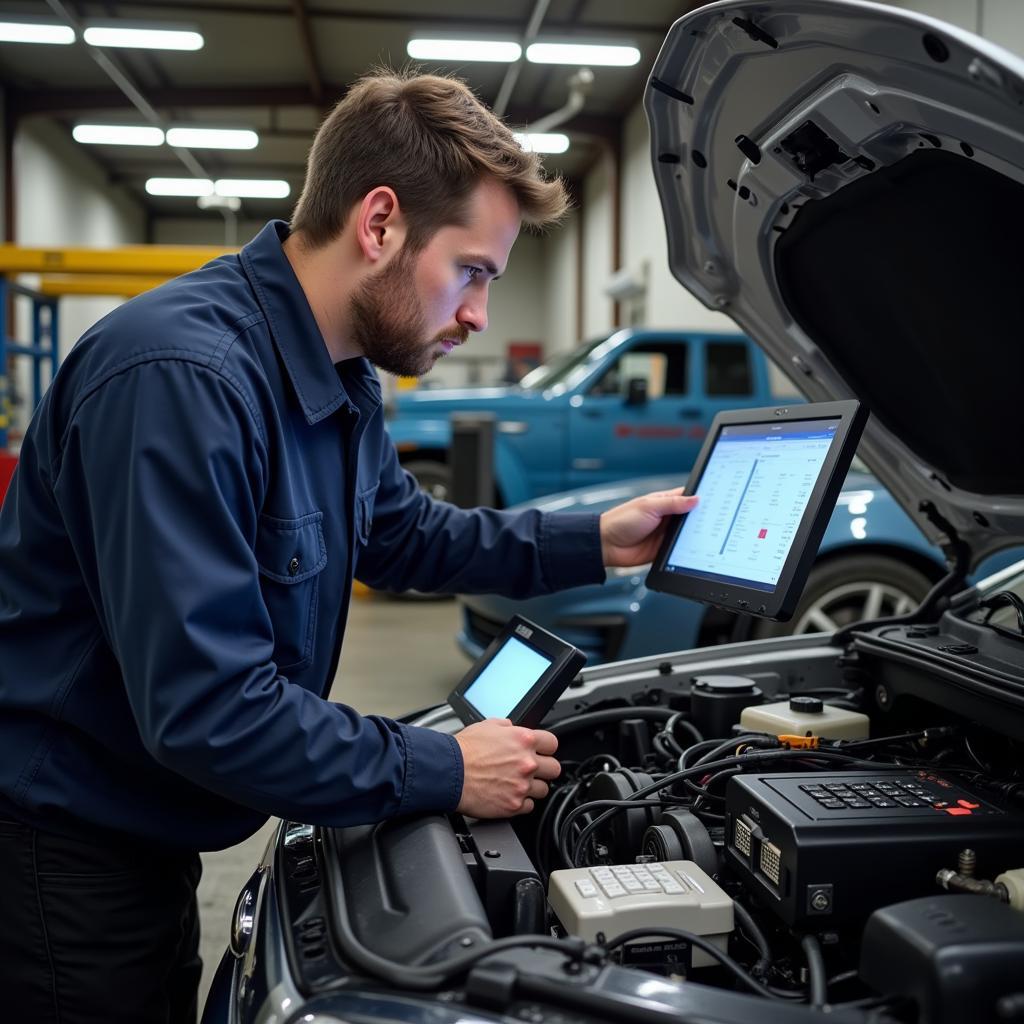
{"left": 196, "top": 593, "right": 469, "bottom": 1010}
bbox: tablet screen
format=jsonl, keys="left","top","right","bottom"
{"left": 461, "top": 636, "right": 554, "bottom": 719}
{"left": 663, "top": 417, "right": 841, "bottom": 591}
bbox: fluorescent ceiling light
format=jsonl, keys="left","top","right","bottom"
{"left": 407, "top": 38, "right": 521, "bottom": 62}
{"left": 166, "top": 128, "right": 259, "bottom": 150}
{"left": 73, "top": 124, "right": 165, "bottom": 146}
{"left": 83, "top": 25, "right": 203, "bottom": 50}
{"left": 514, "top": 132, "right": 570, "bottom": 154}
{"left": 526, "top": 42, "right": 640, "bottom": 66}
{"left": 0, "top": 20, "right": 75, "bottom": 44}
{"left": 214, "top": 179, "right": 290, "bottom": 199}
{"left": 146, "top": 178, "right": 214, "bottom": 197}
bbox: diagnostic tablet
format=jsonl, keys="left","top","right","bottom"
{"left": 646, "top": 401, "right": 867, "bottom": 621}
{"left": 448, "top": 616, "right": 586, "bottom": 728}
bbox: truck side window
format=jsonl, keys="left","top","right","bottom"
{"left": 589, "top": 343, "right": 689, "bottom": 397}
{"left": 705, "top": 341, "right": 753, "bottom": 396}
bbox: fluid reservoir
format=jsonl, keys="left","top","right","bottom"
{"left": 739, "top": 696, "right": 869, "bottom": 739}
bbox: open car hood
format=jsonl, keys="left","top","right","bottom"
{"left": 645, "top": 0, "right": 1024, "bottom": 569}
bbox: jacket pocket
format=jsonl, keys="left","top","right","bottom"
{"left": 256, "top": 511, "right": 327, "bottom": 671}
{"left": 355, "top": 483, "right": 379, "bottom": 547}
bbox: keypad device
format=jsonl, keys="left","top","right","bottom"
{"left": 727, "top": 771, "right": 1023, "bottom": 927}
{"left": 548, "top": 860, "right": 734, "bottom": 968}
{"left": 575, "top": 861, "right": 689, "bottom": 900}
{"left": 800, "top": 777, "right": 931, "bottom": 809}
{"left": 790, "top": 772, "right": 994, "bottom": 817}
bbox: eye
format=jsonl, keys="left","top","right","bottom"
{"left": 464, "top": 265, "right": 484, "bottom": 283}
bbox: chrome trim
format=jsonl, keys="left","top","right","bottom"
{"left": 282, "top": 823, "right": 314, "bottom": 848}
{"left": 230, "top": 868, "right": 264, "bottom": 959}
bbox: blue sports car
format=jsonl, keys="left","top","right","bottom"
{"left": 458, "top": 470, "right": 1024, "bottom": 665}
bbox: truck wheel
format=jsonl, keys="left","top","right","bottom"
{"left": 750, "top": 555, "right": 933, "bottom": 639}
{"left": 404, "top": 460, "right": 451, "bottom": 503}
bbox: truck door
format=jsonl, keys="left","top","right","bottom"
{"left": 699, "top": 337, "right": 760, "bottom": 424}
{"left": 566, "top": 339, "right": 699, "bottom": 488}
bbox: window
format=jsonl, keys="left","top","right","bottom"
{"left": 589, "top": 342, "right": 689, "bottom": 397}
{"left": 705, "top": 342, "right": 753, "bottom": 396}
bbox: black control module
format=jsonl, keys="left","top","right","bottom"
{"left": 724, "top": 771, "right": 1024, "bottom": 926}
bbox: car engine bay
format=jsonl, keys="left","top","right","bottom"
{"left": 261, "top": 576, "right": 1024, "bottom": 1024}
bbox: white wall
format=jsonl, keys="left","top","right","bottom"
{"left": 885, "top": 0, "right": 1024, "bottom": 54}
{"left": 152, "top": 216, "right": 267, "bottom": 247}
{"left": 0, "top": 88, "right": 7, "bottom": 241}
{"left": 9, "top": 118, "right": 145, "bottom": 435}
{"left": 979, "top": 0, "right": 1024, "bottom": 55}
{"left": 542, "top": 207, "right": 579, "bottom": 355}
{"left": 14, "top": 118, "right": 145, "bottom": 253}
{"left": 580, "top": 150, "right": 614, "bottom": 340}
{"left": 620, "top": 103, "right": 739, "bottom": 333}
{"left": 537, "top": 99, "right": 743, "bottom": 353}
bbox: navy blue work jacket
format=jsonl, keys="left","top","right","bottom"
{"left": 0, "top": 221, "right": 604, "bottom": 851}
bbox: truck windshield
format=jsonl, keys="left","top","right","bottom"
{"left": 519, "top": 336, "right": 611, "bottom": 391}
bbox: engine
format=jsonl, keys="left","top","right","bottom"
{"left": 277, "top": 674, "right": 1024, "bottom": 1024}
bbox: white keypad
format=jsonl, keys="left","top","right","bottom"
{"left": 586, "top": 863, "right": 690, "bottom": 899}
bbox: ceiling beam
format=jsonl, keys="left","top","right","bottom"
{"left": 11, "top": 87, "right": 624, "bottom": 137}
{"left": 44, "top": 0, "right": 213, "bottom": 181}
{"left": 73, "top": 1, "right": 676, "bottom": 34}
{"left": 290, "top": 0, "right": 325, "bottom": 107}
{"left": 11, "top": 84, "right": 326, "bottom": 116}
{"left": 109, "top": 162, "right": 308, "bottom": 178}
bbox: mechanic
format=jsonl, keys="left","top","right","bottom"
{"left": 0, "top": 70, "right": 696, "bottom": 1023}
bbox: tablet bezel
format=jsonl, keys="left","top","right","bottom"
{"left": 646, "top": 400, "right": 868, "bottom": 621}
{"left": 447, "top": 615, "right": 587, "bottom": 728}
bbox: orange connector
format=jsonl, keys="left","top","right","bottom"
{"left": 778, "top": 734, "right": 821, "bottom": 749}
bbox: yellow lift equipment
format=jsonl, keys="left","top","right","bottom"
{"left": 0, "top": 243, "right": 235, "bottom": 448}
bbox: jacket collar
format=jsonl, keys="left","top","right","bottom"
{"left": 240, "top": 220, "right": 380, "bottom": 424}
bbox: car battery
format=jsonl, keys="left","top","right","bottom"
{"left": 724, "top": 771, "right": 1024, "bottom": 927}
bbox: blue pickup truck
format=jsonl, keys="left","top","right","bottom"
{"left": 387, "top": 329, "right": 796, "bottom": 505}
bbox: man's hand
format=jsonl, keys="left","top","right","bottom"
{"left": 599, "top": 487, "right": 698, "bottom": 567}
{"left": 455, "top": 718, "right": 560, "bottom": 818}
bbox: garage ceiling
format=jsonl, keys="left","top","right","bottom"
{"left": 1, "top": 0, "right": 700, "bottom": 227}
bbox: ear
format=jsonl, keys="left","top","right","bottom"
{"left": 354, "top": 186, "right": 406, "bottom": 265}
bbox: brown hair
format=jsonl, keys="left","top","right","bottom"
{"left": 290, "top": 69, "right": 569, "bottom": 250}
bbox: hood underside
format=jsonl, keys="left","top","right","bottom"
{"left": 645, "top": 0, "right": 1024, "bottom": 568}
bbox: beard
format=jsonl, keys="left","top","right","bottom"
{"left": 348, "top": 245, "right": 466, "bottom": 378}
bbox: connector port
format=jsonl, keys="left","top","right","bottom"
{"left": 734, "top": 815, "right": 753, "bottom": 858}
{"left": 760, "top": 840, "right": 782, "bottom": 886}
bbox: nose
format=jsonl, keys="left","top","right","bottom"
{"left": 456, "top": 292, "right": 488, "bottom": 334}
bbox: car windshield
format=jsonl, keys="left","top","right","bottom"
{"left": 519, "top": 336, "right": 611, "bottom": 390}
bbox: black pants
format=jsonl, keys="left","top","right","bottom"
{"left": 0, "top": 819, "right": 202, "bottom": 1024}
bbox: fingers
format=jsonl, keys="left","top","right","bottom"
{"left": 532, "top": 728, "right": 559, "bottom": 757}
{"left": 454, "top": 719, "right": 563, "bottom": 819}
{"left": 533, "top": 753, "right": 561, "bottom": 781}
{"left": 527, "top": 777, "right": 550, "bottom": 801}
{"left": 645, "top": 492, "right": 698, "bottom": 516}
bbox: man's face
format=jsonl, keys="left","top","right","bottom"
{"left": 349, "top": 178, "right": 521, "bottom": 378}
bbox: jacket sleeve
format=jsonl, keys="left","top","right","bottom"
{"left": 355, "top": 440, "right": 606, "bottom": 595}
{"left": 51, "top": 360, "right": 461, "bottom": 827}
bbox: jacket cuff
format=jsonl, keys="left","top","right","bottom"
{"left": 397, "top": 723, "right": 464, "bottom": 815}
{"left": 540, "top": 511, "right": 605, "bottom": 590}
